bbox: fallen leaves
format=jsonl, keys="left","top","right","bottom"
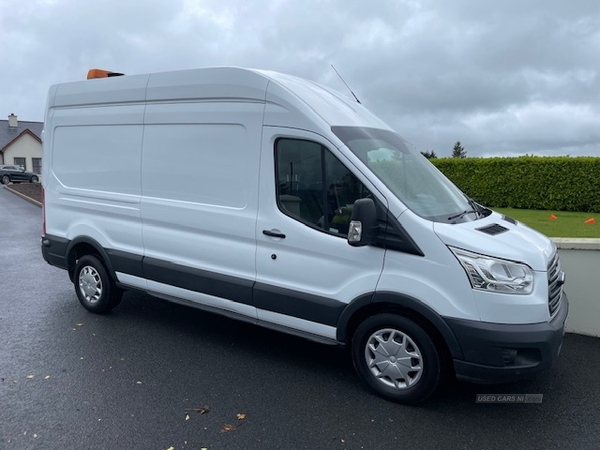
{"left": 24, "top": 375, "right": 51, "bottom": 381}
{"left": 185, "top": 406, "right": 210, "bottom": 415}
{"left": 220, "top": 412, "right": 246, "bottom": 432}
{"left": 180, "top": 406, "right": 248, "bottom": 441}
{"left": 162, "top": 408, "right": 250, "bottom": 450}
{"left": 220, "top": 424, "right": 238, "bottom": 433}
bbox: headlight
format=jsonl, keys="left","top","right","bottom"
{"left": 449, "top": 247, "right": 534, "bottom": 294}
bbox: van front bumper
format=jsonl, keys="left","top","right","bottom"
{"left": 445, "top": 292, "right": 569, "bottom": 383}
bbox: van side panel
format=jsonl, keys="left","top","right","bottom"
{"left": 142, "top": 123, "right": 248, "bottom": 207}
{"left": 45, "top": 105, "right": 144, "bottom": 259}
{"left": 53, "top": 124, "right": 141, "bottom": 195}
{"left": 140, "top": 101, "right": 264, "bottom": 310}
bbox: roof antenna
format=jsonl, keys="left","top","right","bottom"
{"left": 331, "top": 65, "right": 361, "bottom": 104}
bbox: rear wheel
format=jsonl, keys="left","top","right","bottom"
{"left": 74, "top": 255, "right": 122, "bottom": 313}
{"left": 1, "top": 175, "right": 10, "bottom": 184}
{"left": 30, "top": 175, "right": 39, "bottom": 183}
{"left": 351, "top": 313, "right": 441, "bottom": 404}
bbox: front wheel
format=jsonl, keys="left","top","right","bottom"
{"left": 351, "top": 313, "right": 441, "bottom": 404}
{"left": 30, "top": 175, "right": 39, "bottom": 183}
{"left": 74, "top": 255, "right": 122, "bottom": 313}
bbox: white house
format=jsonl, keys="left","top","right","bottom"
{"left": 0, "top": 114, "right": 43, "bottom": 174}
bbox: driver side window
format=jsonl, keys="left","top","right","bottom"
{"left": 275, "top": 138, "right": 372, "bottom": 236}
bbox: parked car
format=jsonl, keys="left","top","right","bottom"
{"left": 0, "top": 165, "right": 39, "bottom": 184}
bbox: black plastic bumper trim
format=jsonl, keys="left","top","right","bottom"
{"left": 40, "top": 234, "right": 70, "bottom": 269}
{"left": 446, "top": 292, "right": 569, "bottom": 383}
{"left": 253, "top": 282, "right": 345, "bottom": 327}
{"left": 143, "top": 256, "right": 255, "bottom": 306}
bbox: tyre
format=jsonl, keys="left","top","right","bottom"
{"left": 30, "top": 175, "right": 39, "bottom": 183}
{"left": 74, "top": 254, "right": 122, "bottom": 313}
{"left": 351, "top": 313, "right": 441, "bottom": 404}
{"left": 1, "top": 175, "right": 10, "bottom": 184}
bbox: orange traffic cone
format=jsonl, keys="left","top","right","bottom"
{"left": 584, "top": 218, "right": 595, "bottom": 224}
{"left": 549, "top": 214, "right": 557, "bottom": 220}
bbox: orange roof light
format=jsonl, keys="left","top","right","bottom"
{"left": 87, "top": 69, "right": 125, "bottom": 79}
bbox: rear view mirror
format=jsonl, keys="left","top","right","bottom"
{"left": 348, "top": 198, "right": 378, "bottom": 247}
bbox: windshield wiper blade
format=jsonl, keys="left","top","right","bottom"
{"left": 448, "top": 210, "right": 478, "bottom": 222}
{"left": 464, "top": 195, "right": 484, "bottom": 218}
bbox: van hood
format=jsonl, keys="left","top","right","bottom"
{"left": 432, "top": 212, "right": 555, "bottom": 271}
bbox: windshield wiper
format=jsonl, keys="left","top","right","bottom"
{"left": 464, "top": 195, "right": 484, "bottom": 218}
{"left": 447, "top": 210, "right": 478, "bottom": 222}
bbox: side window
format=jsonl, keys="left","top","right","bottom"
{"left": 275, "top": 138, "right": 373, "bottom": 236}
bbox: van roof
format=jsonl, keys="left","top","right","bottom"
{"left": 49, "top": 67, "right": 390, "bottom": 130}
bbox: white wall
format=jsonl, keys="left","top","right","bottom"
{"left": 552, "top": 238, "right": 600, "bottom": 337}
{"left": 3, "top": 133, "right": 42, "bottom": 172}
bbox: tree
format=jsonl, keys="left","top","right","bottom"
{"left": 420, "top": 150, "right": 438, "bottom": 159}
{"left": 452, "top": 141, "right": 467, "bottom": 158}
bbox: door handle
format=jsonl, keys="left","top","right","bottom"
{"left": 262, "top": 229, "right": 286, "bottom": 239}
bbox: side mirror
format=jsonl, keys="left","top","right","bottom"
{"left": 348, "top": 198, "right": 378, "bottom": 247}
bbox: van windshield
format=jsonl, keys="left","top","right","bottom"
{"left": 332, "top": 126, "right": 475, "bottom": 223}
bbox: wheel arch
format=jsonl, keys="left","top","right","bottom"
{"left": 65, "top": 237, "right": 117, "bottom": 283}
{"left": 337, "top": 291, "right": 464, "bottom": 361}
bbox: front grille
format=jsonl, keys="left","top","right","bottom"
{"left": 547, "top": 252, "right": 562, "bottom": 317}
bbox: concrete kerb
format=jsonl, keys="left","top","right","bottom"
{"left": 552, "top": 238, "right": 600, "bottom": 250}
{"left": 3, "top": 184, "right": 42, "bottom": 207}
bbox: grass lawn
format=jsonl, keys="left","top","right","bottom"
{"left": 493, "top": 207, "right": 599, "bottom": 238}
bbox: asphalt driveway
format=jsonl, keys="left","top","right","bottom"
{"left": 1, "top": 186, "right": 599, "bottom": 450}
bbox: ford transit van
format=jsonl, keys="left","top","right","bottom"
{"left": 41, "top": 67, "right": 568, "bottom": 403}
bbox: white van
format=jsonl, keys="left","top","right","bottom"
{"left": 41, "top": 67, "right": 568, "bottom": 404}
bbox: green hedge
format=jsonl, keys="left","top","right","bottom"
{"left": 431, "top": 156, "right": 600, "bottom": 212}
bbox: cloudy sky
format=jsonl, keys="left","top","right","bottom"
{"left": 1, "top": 0, "right": 599, "bottom": 157}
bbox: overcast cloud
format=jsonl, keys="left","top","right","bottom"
{"left": 1, "top": 0, "right": 599, "bottom": 157}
